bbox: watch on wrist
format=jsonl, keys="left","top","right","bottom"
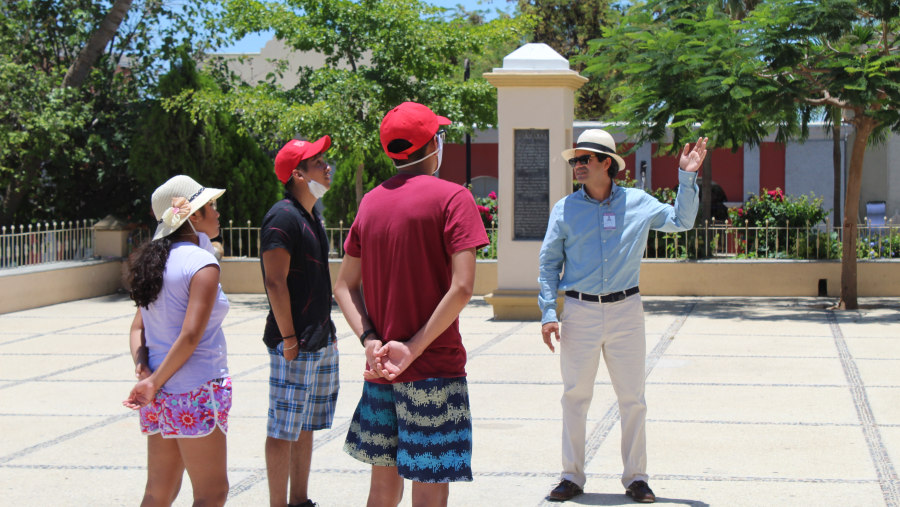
{"left": 359, "top": 328, "right": 379, "bottom": 346}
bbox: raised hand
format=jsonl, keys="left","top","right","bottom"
{"left": 679, "top": 137, "right": 709, "bottom": 173}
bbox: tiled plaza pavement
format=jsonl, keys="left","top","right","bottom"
{"left": 0, "top": 293, "right": 898, "bottom": 506}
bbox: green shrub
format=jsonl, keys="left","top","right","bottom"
{"left": 727, "top": 188, "right": 829, "bottom": 258}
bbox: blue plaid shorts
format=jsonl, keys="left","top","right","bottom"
{"left": 344, "top": 377, "right": 473, "bottom": 483}
{"left": 267, "top": 339, "right": 339, "bottom": 440}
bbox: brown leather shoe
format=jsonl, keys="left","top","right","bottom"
{"left": 548, "top": 479, "right": 583, "bottom": 501}
{"left": 626, "top": 480, "right": 655, "bottom": 503}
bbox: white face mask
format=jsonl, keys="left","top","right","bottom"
{"left": 306, "top": 178, "right": 329, "bottom": 200}
{"left": 394, "top": 133, "right": 443, "bottom": 174}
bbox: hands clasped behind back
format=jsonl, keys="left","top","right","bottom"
{"left": 363, "top": 339, "right": 414, "bottom": 381}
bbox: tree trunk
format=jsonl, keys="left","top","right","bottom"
{"left": 3, "top": 0, "right": 133, "bottom": 223}
{"left": 62, "top": 0, "right": 133, "bottom": 88}
{"left": 831, "top": 109, "right": 841, "bottom": 228}
{"left": 838, "top": 116, "right": 876, "bottom": 310}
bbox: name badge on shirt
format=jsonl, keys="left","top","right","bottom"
{"left": 603, "top": 213, "right": 616, "bottom": 230}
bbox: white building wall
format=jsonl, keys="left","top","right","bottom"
{"left": 888, "top": 137, "right": 900, "bottom": 221}
{"left": 860, "top": 135, "right": 900, "bottom": 222}
{"left": 743, "top": 145, "right": 760, "bottom": 202}
{"left": 786, "top": 139, "right": 839, "bottom": 214}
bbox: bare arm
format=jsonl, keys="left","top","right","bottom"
{"left": 261, "top": 248, "right": 298, "bottom": 361}
{"left": 333, "top": 255, "right": 374, "bottom": 338}
{"left": 375, "top": 248, "right": 477, "bottom": 380}
{"left": 334, "top": 254, "right": 383, "bottom": 376}
{"left": 128, "top": 310, "right": 150, "bottom": 379}
{"left": 123, "top": 265, "right": 219, "bottom": 409}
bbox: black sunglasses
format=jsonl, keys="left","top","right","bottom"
{"left": 567, "top": 154, "right": 595, "bottom": 167}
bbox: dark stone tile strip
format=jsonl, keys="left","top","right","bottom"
{"left": 0, "top": 462, "right": 882, "bottom": 486}
{"left": 538, "top": 302, "right": 697, "bottom": 506}
{"left": 0, "top": 412, "right": 133, "bottom": 464}
{"left": 0, "top": 313, "right": 134, "bottom": 347}
{"left": 227, "top": 321, "right": 527, "bottom": 500}
{"left": 0, "top": 353, "right": 126, "bottom": 391}
{"left": 828, "top": 310, "right": 899, "bottom": 507}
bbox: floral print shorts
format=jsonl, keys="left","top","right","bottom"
{"left": 139, "top": 377, "right": 231, "bottom": 438}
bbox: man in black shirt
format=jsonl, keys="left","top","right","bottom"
{"left": 260, "top": 136, "right": 339, "bottom": 507}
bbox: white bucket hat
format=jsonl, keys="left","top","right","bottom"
{"left": 151, "top": 175, "right": 225, "bottom": 240}
{"left": 562, "top": 129, "right": 627, "bottom": 174}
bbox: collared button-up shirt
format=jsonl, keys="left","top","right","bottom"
{"left": 538, "top": 169, "right": 699, "bottom": 324}
{"left": 259, "top": 192, "right": 333, "bottom": 349}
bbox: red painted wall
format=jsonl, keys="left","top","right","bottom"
{"left": 712, "top": 147, "right": 743, "bottom": 202}
{"left": 759, "top": 142, "right": 786, "bottom": 194}
{"left": 651, "top": 144, "right": 744, "bottom": 201}
{"left": 650, "top": 144, "right": 680, "bottom": 190}
{"left": 439, "top": 140, "right": 765, "bottom": 204}
{"left": 614, "top": 143, "right": 636, "bottom": 180}
{"left": 441, "top": 143, "right": 499, "bottom": 185}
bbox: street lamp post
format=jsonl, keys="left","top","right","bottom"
{"left": 464, "top": 59, "right": 472, "bottom": 188}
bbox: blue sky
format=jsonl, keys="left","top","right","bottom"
{"left": 217, "top": 0, "right": 513, "bottom": 53}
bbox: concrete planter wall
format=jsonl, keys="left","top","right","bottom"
{"left": 0, "top": 260, "right": 125, "bottom": 314}
{"left": 2, "top": 258, "right": 897, "bottom": 315}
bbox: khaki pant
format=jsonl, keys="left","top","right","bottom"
{"left": 559, "top": 294, "right": 648, "bottom": 488}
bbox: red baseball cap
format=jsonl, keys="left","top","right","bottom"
{"left": 274, "top": 135, "right": 331, "bottom": 184}
{"left": 380, "top": 102, "right": 451, "bottom": 160}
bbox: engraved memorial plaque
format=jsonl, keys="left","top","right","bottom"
{"left": 514, "top": 129, "right": 550, "bottom": 240}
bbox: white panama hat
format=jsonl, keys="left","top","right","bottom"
{"left": 151, "top": 175, "right": 225, "bottom": 240}
{"left": 562, "top": 129, "right": 627, "bottom": 174}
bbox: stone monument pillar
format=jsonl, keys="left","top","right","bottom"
{"left": 483, "top": 43, "right": 587, "bottom": 319}
{"left": 93, "top": 215, "right": 130, "bottom": 259}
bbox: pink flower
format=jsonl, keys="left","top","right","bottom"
{"left": 488, "top": 191, "right": 497, "bottom": 200}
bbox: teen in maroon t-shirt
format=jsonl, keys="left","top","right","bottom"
{"left": 335, "top": 102, "right": 487, "bottom": 505}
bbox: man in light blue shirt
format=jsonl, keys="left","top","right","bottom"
{"left": 540, "top": 129, "right": 707, "bottom": 503}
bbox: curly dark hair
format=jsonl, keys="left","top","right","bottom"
{"left": 127, "top": 236, "right": 174, "bottom": 308}
{"left": 126, "top": 212, "right": 206, "bottom": 308}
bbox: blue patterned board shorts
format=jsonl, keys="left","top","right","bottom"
{"left": 267, "top": 339, "right": 339, "bottom": 440}
{"left": 344, "top": 377, "right": 473, "bottom": 483}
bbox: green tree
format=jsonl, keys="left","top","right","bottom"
{"left": 518, "top": 0, "right": 616, "bottom": 119}
{"left": 586, "top": 0, "right": 900, "bottom": 309}
{"left": 0, "top": 0, "right": 230, "bottom": 225}
{"left": 171, "top": 0, "right": 530, "bottom": 226}
{"left": 748, "top": 0, "right": 900, "bottom": 310}
{"left": 130, "top": 53, "right": 279, "bottom": 228}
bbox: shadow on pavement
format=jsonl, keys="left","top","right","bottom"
{"left": 641, "top": 297, "right": 900, "bottom": 325}
{"left": 556, "top": 492, "right": 710, "bottom": 506}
